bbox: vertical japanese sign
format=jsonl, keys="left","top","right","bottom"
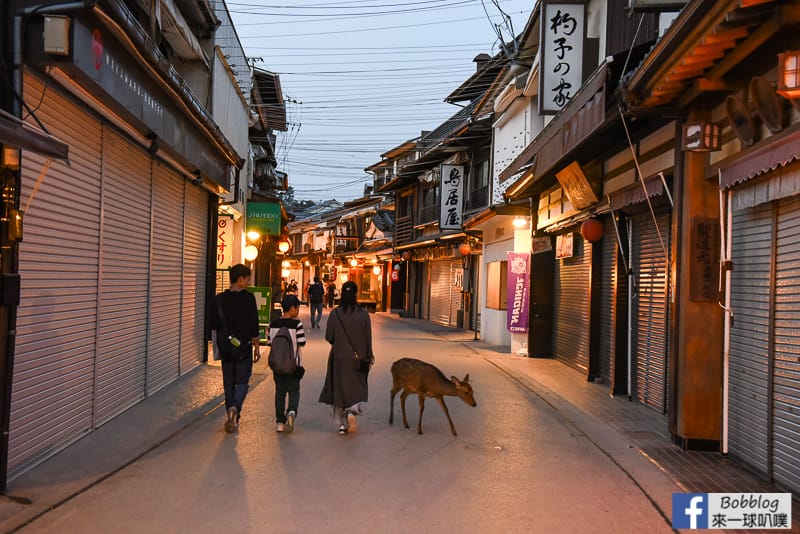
{"left": 216, "top": 215, "right": 233, "bottom": 270}
{"left": 440, "top": 164, "right": 464, "bottom": 230}
{"left": 540, "top": 1, "right": 585, "bottom": 114}
{"left": 506, "top": 252, "right": 531, "bottom": 333}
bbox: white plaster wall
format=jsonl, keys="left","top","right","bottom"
{"left": 479, "top": 217, "right": 515, "bottom": 348}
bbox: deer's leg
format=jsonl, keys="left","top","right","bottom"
{"left": 389, "top": 386, "right": 400, "bottom": 424}
{"left": 400, "top": 391, "right": 410, "bottom": 428}
{"left": 417, "top": 394, "right": 426, "bottom": 434}
{"left": 435, "top": 396, "right": 457, "bottom": 436}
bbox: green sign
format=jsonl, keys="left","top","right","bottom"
{"left": 248, "top": 285, "right": 272, "bottom": 341}
{"left": 246, "top": 202, "right": 281, "bottom": 237}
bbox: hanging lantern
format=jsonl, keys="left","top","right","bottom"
{"left": 580, "top": 218, "right": 604, "bottom": 242}
{"left": 243, "top": 245, "right": 259, "bottom": 261}
{"left": 458, "top": 243, "right": 472, "bottom": 256}
{"left": 277, "top": 239, "right": 291, "bottom": 253}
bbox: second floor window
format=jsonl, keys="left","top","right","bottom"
{"left": 420, "top": 184, "right": 438, "bottom": 209}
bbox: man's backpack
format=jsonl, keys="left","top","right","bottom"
{"left": 268, "top": 325, "right": 297, "bottom": 375}
{"left": 308, "top": 282, "right": 324, "bottom": 303}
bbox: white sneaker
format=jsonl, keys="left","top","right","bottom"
{"left": 225, "top": 407, "right": 237, "bottom": 433}
{"left": 286, "top": 411, "right": 295, "bottom": 434}
{"left": 276, "top": 422, "right": 285, "bottom": 432}
{"left": 346, "top": 412, "right": 357, "bottom": 433}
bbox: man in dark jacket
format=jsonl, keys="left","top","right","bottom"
{"left": 211, "top": 263, "right": 261, "bottom": 433}
{"left": 307, "top": 276, "right": 325, "bottom": 329}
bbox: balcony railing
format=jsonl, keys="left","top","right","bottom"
{"left": 395, "top": 215, "right": 412, "bottom": 245}
{"left": 464, "top": 185, "right": 489, "bottom": 212}
{"left": 417, "top": 204, "right": 440, "bottom": 226}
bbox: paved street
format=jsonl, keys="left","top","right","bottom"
{"left": 4, "top": 311, "right": 680, "bottom": 533}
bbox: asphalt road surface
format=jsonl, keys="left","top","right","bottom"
{"left": 17, "top": 312, "right": 676, "bottom": 534}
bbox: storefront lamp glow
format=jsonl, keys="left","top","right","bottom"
{"left": 281, "top": 260, "right": 291, "bottom": 268}
{"left": 247, "top": 231, "right": 261, "bottom": 241}
{"left": 277, "top": 240, "right": 291, "bottom": 253}
{"left": 512, "top": 216, "right": 528, "bottom": 228}
{"left": 340, "top": 274, "right": 348, "bottom": 283}
{"left": 372, "top": 265, "right": 382, "bottom": 276}
{"left": 304, "top": 260, "right": 310, "bottom": 267}
{"left": 349, "top": 258, "right": 359, "bottom": 267}
{"left": 281, "top": 268, "right": 291, "bottom": 278}
{"left": 243, "top": 244, "right": 259, "bottom": 261}
{"left": 778, "top": 51, "right": 800, "bottom": 99}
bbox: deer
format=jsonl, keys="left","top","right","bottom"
{"left": 389, "top": 357, "right": 476, "bottom": 436}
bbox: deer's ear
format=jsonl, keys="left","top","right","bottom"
{"left": 462, "top": 374, "right": 470, "bottom": 383}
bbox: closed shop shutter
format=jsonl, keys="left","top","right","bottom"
{"left": 429, "top": 260, "right": 452, "bottom": 326}
{"left": 773, "top": 195, "right": 800, "bottom": 492}
{"left": 148, "top": 163, "right": 185, "bottom": 392}
{"left": 94, "top": 129, "right": 151, "bottom": 424}
{"left": 552, "top": 234, "right": 591, "bottom": 373}
{"left": 631, "top": 212, "right": 671, "bottom": 413}
{"left": 9, "top": 74, "right": 102, "bottom": 475}
{"left": 181, "top": 183, "right": 209, "bottom": 372}
{"left": 597, "top": 215, "right": 618, "bottom": 384}
{"left": 728, "top": 202, "right": 772, "bottom": 477}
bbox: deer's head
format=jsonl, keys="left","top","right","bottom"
{"left": 451, "top": 374, "right": 476, "bottom": 407}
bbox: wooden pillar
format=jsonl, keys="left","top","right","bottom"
{"left": 674, "top": 117, "right": 725, "bottom": 447}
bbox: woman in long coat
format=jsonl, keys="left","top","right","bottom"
{"left": 319, "top": 281, "right": 373, "bottom": 434}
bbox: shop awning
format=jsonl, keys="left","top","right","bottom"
{"left": 607, "top": 175, "right": 665, "bottom": 210}
{"left": 718, "top": 127, "right": 800, "bottom": 189}
{"left": 0, "top": 111, "right": 69, "bottom": 161}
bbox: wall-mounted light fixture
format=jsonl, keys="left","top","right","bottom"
{"left": 512, "top": 216, "right": 529, "bottom": 228}
{"left": 777, "top": 50, "right": 800, "bottom": 99}
{"left": 372, "top": 265, "right": 382, "bottom": 276}
{"left": 682, "top": 121, "right": 721, "bottom": 152}
{"left": 277, "top": 239, "right": 291, "bottom": 253}
{"left": 349, "top": 258, "right": 359, "bottom": 268}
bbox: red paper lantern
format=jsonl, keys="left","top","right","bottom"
{"left": 580, "top": 218, "right": 604, "bottom": 242}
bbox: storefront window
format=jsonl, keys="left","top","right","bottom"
{"left": 486, "top": 260, "right": 508, "bottom": 310}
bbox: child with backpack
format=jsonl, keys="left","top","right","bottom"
{"left": 267, "top": 294, "right": 306, "bottom": 433}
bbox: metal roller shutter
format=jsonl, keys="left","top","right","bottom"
{"left": 429, "top": 260, "right": 452, "bottom": 326}
{"left": 180, "top": 183, "right": 209, "bottom": 373}
{"left": 631, "top": 212, "right": 671, "bottom": 413}
{"left": 597, "top": 215, "right": 618, "bottom": 384}
{"left": 9, "top": 74, "right": 102, "bottom": 475}
{"left": 94, "top": 129, "right": 151, "bottom": 424}
{"left": 148, "top": 163, "right": 184, "bottom": 392}
{"left": 728, "top": 203, "right": 772, "bottom": 477}
{"left": 773, "top": 195, "right": 800, "bottom": 492}
{"left": 552, "top": 234, "right": 591, "bottom": 373}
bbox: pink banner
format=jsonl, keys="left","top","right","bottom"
{"left": 506, "top": 252, "right": 530, "bottom": 333}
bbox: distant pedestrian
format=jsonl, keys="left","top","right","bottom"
{"left": 211, "top": 264, "right": 261, "bottom": 434}
{"left": 268, "top": 294, "right": 306, "bottom": 433}
{"left": 319, "top": 281, "right": 374, "bottom": 434}
{"left": 326, "top": 281, "right": 336, "bottom": 308}
{"left": 308, "top": 276, "right": 325, "bottom": 328}
{"left": 287, "top": 279, "right": 298, "bottom": 294}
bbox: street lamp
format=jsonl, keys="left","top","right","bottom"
{"left": 277, "top": 239, "right": 291, "bottom": 253}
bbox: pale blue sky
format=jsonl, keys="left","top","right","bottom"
{"left": 227, "top": 0, "right": 534, "bottom": 202}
